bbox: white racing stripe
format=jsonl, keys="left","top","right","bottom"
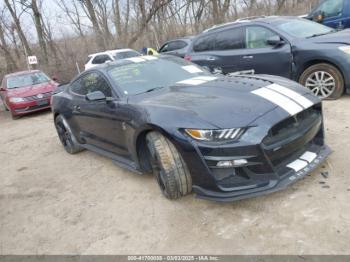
{"left": 252, "top": 88, "right": 303, "bottom": 116}
{"left": 182, "top": 65, "right": 203, "bottom": 73}
{"left": 142, "top": 56, "right": 158, "bottom": 60}
{"left": 266, "top": 84, "right": 314, "bottom": 109}
{"left": 126, "top": 57, "right": 146, "bottom": 63}
{"left": 177, "top": 79, "right": 207, "bottom": 85}
{"left": 176, "top": 76, "right": 217, "bottom": 86}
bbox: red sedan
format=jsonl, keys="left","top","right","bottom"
{"left": 0, "top": 70, "right": 58, "bottom": 119}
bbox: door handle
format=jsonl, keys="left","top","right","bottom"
{"left": 207, "top": 57, "right": 216, "bottom": 61}
{"left": 74, "top": 105, "right": 81, "bottom": 112}
{"left": 243, "top": 55, "right": 254, "bottom": 59}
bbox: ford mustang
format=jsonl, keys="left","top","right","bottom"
{"left": 51, "top": 56, "right": 331, "bottom": 202}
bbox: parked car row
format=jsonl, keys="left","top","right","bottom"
{"left": 0, "top": 14, "right": 342, "bottom": 202}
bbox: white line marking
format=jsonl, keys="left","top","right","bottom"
{"left": 252, "top": 88, "right": 303, "bottom": 116}
{"left": 299, "top": 151, "right": 317, "bottom": 163}
{"left": 266, "top": 84, "right": 314, "bottom": 109}
{"left": 287, "top": 159, "right": 308, "bottom": 172}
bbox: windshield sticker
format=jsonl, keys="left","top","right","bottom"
{"left": 143, "top": 56, "right": 158, "bottom": 60}
{"left": 182, "top": 65, "right": 203, "bottom": 74}
{"left": 266, "top": 84, "right": 314, "bottom": 109}
{"left": 126, "top": 57, "right": 146, "bottom": 63}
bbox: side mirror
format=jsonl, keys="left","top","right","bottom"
{"left": 313, "top": 11, "right": 325, "bottom": 23}
{"left": 267, "top": 36, "right": 285, "bottom": 47}
{"left": 86, "top": 91, "right": 106, "bottom": 101}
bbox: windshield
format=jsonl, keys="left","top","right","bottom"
{"left": 114, "top": 51, "right": 140, "bottom": 60}
{"left": 7, "top": 72, "right": 50, "bottom": 89}
{"left": 276, "top": 19, "right": 334, "bottom": 38}
{"left": 108, "top": 56, "right": 211, "bottom": 95}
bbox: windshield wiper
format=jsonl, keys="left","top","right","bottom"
{"left": 144, "top": 86, "right": 165, "bottom": 93}
{"left": 307, "top": 30, "right": 335, "bottom": 38}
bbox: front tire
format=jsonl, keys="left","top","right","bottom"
{"left": 55, "top": 115, "right": 84, "bottom": 154}
{"left": 299, "top": 63, "right": 344, "bottom": 100}
{"left": 146, "top": 132, "right": 192, "bottom": 199}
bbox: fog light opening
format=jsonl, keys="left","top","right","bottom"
{"left": 216, "top": 159, "right": 248, "bottom": 168}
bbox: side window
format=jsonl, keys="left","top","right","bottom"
{"left": 315, "top": 0, "right": 343, "bottom": 18}
{"left": 245, "top": 26, "right": 278, "bottom": 49}
{"left": 159, "top": 43, "right": 169, "bottom": 53}
{"left": 70, "top": 78, "right": 85, "bottom": 95}
{"left": 168, "top": 41, "right": 187, "bottom": 51}
{"left": 92, "top": 55, "right": 112, "bottom": 64}
{"left": 215, "top": 27, "right": 244, "bottom": 50}
{"left": 71, "top": 72, "right": 112, "bottom": 97}
{"left": 193, "top": 34, "right": 215, "bottom": 52}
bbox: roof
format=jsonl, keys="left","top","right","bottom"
{"left": 5, "top": 70, "right": 41, "bottom": 78}
{"left": 203, "top": 16, "right": 298, "bottom": 33}
{"left": 89, "top": 48, "right": 137, "bottom": 57}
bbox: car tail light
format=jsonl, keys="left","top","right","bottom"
{"left": 184, "top": 55, "right": 192, "bottom": 61}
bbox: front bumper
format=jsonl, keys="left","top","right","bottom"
{"left": 193, "top": 145, "right": 331, "bottom": 202}
{"left": 9, "top": 98, "right": 51, "bottom": 116}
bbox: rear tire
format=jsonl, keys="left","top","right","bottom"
{"left": 55, "top": 115, "right": 84, "bottom": 154}
{"left": 146, "top": 131, "right": 192, "bottom": 199}
{"left": 299, "top": 63, "right": 344, "bottom": 100}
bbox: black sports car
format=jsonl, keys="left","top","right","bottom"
{"left": 52, "top": 56, "right": 331, "bottom": 202}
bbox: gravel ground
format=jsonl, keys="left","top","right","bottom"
{"left": 0, "top": 97, "right": 350, "bottom": 255}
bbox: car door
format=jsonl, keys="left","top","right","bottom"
{"left": 70, "top": 71, "right": 130, "bottom": 158}
{"left": 311, "top": 0, "right": 347, "bottom": 29}
{"left": 191, "top": 28, "right": 245, "bottom": 74}
{"left": 239, "top": 25, "right": 292, "bottom": 78}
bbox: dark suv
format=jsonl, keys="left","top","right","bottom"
{"left": 186, "top": 16, "right": 350, "bottom": 99}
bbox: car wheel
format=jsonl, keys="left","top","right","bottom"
{"left": 55, "top": 115, "right": 84, "bottom": 154}
{"left": 299, "top": 63, "right": 344, "bottom": 100}
{"left": 146, "top": 131, "right": 192, "bottom": 199}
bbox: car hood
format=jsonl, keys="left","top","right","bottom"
{"left": 133, "top": 76, "right": 315, "bottom": 128}
{"left": 307, "top": 29, "right": 350, "bottom": 45}
{"left": 6, "top": 82, "right": 56, "bottom": 97}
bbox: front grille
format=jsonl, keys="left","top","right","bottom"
{"left": 14, "top": 103, "right": 50, "bottom": 112}
{"left": 262, "top": 105, "right": 323, "bottom": 168}
{"left": 24, "top": 91, "right": 53, "bottom": 101}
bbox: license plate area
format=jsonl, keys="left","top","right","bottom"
{"left": 37, "top": 100, "right": 49, "bottom": 106}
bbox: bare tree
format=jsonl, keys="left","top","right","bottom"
{"left": 4, "top": 0, "right": 32, "bottom": 56}
{"left": 0, "top": 18, "right": 17, "bottom": 72}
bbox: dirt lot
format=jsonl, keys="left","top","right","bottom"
{"left": 0, "top": 97, "right": 350, "bottom": 255}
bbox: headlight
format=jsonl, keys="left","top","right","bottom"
{"left": 338, "top": 46, "right": 350, "bottom": 54}
{"left": 184, "top": 128, "right": 245, "bottom": 142}
{"left": 9, "top": 97, "right": 25, "bottom": 103}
